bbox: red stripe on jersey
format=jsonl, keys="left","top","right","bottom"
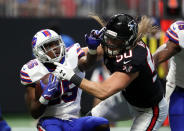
{"left": 77, "top": 47, "right": 85, "bottom": 58}
{"left": 166, "top": 31, "right": 179, "bottom": 44}
{"left": 146, "top": 105, "right": 159, "bottom": 131}
{"left": 166, "top": 30, "right": 179, "bottom": 41}
{"left": 20, "top": 71, "right": 29, "bottom": 77}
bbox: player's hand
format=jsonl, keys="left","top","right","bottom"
{"left": 85, "top": 27, "right": 106, "bottom": 54}
{"left": 85, "top": 31, "right": 101, "bottom": 50}
{"left": 53, "top": 62, "right": 75, "bottom": 81}
{"left": 39, "top": 74, "right": 60, "bottom": 105}
{"left": 54, "top": 62, "right": 83, "bottom": 86}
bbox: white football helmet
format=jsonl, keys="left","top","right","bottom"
{"left": 32, "top": 29, "right": 65, "bottom": 63}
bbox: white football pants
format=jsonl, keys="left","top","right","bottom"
{"left": 91, "top": 92, "right": 168, "bottom": 131}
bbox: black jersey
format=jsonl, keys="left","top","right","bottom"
{"left": 104, "top": 41, "right": 164, "bottom": 108}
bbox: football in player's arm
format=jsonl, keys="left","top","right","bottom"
{"left": 153, "top": 21, "right": 184, "bottom": 131}
{"left": 20, "top": 29, "right": 110, "bottom": 131}
{"left": 54, "top": 14, "right": 169, "bottom": 131}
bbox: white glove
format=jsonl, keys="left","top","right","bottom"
{"left": 54, "top": 62, "right": 75, "bottom": 81}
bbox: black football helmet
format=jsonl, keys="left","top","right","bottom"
{"left": 101, "top": 13, "right": 138, "bottom": 57}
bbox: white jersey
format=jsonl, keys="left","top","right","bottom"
{"left": 166, "top": 21, "right": 184, "bottom": 88}
{"left": 20, "top": 43, "right": 85, "bottom": 120}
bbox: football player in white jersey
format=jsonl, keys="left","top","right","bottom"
{"left": 20, "top": 29, "right": 110, "bottom": 131}
{"left": 54, "top": 14, "right": 168, "bottom": 131}
{"left": 153, "top": 21, "right": 184, "bottom": 131}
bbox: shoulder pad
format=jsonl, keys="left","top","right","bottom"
{"left": 65, "top": 43, "right": 85, "bottom": 69}
{"left": 67, "top": 43, "right": 85, "bottom": 59}
{"left": 165, "top": 21, "right": 184, "bottom": 47}
{"left": 20, "top": 59, "right": 49, "bottom": 85}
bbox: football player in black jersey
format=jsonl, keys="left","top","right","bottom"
{"left": 54, "top": 14, "right": 168, "bottom": 131}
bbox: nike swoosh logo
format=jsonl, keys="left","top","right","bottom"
{"left": 123, "top": 60, "right": 131, "bottom": 64}
{"left": 48, "top": 87, "right": 56, "bottom": 92}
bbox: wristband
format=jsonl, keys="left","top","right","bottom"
{"left": 39, "top": 96, "right": 49, "bottom": 105}
{"left": 70, "top": 74, "right": 83, "bottom": 86}
{"left": 88, "top": 49, "right": 97, "bottom": 55}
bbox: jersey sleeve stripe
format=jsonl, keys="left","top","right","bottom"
{"left": 167, "top": 27, "right": 178, "bottom": 38}
{"left": 20, "top": 71, "right": 29, "bottom": 77}
{"left": 78, "top": 52, "right": 85, "bottom": 59}
{"left": 77, "top": 47, "right": 85, "bottom": 58}
{"left": 20, "top": 77, "right": 32, "bottom": 83}
{"left": 166, "top": 31, "right": 179, "bottom": 44}
{"left": 77, "top": 47, "right": 82, "bottom": 53}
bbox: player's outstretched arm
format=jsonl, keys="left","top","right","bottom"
{"left": 153, "top": 40, "right": 181, "bottom": 67}
{"left": 54, "top": 62, "right": 139, "bottom": 99}
{"left": 79, "top": 72, "right": 139, "bottom": 100}
{"left": 78, "top": 28, "right": 105, "bottom": 71}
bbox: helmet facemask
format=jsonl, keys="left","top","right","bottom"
{"left": 102, "top": 14, "right": 138, "bottom": 57}
{"left": 33, "top": 35, "right": 65, "bottom": 63}
{"left": 101, "top": 29, "right": 137, "bottom": 57}
{"left": 101, "top": 34, "right": 123, "bottom": 57}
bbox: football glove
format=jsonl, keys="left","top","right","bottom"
{"left": 39, "top": 74, "right": 60, "bottom": 105}
{"left": 54, "top": 62, "right": 82, "bottom": 86}
{"left": 85, "top": 27, "right": 106, "bottom": 54}
{"left": 54, "top": 62, "right": 75, "bottom": 81}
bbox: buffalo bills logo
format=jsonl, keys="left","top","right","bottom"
{"left": 32, "top": 37, "right": 37, "bottom": 47}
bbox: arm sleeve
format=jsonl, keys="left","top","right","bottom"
{"left": 20, "top": 65, "right": 33, "bottom": 85}
{"left": 75, "top": 43, "right": 85, "bottom": 59}
{"left": 166, "top": 21, "right": 184, "bottom": 48}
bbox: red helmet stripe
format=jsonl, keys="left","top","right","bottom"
{"left": 42, "top": 30, "right": 51, "bottom": 37}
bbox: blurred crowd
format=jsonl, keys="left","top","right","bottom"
{"left": 0, "top": 0, "right": 160, "bottom": 18}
